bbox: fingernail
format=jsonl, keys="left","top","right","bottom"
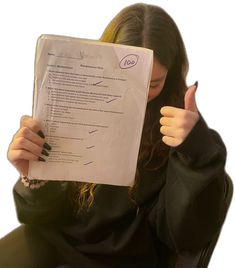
{"left": 194, "top": 81, "right": 198, "bottom": 90}
{"left": 43, "top": 142, "right": 52, "bottom": 151}
{"left": 41, "top": 149, "right": 49, "bottom": 156}
{"left": 38, "top": 156, "right": 46, "bottom": 162}
{"left": 37, "top": 130, "right": 45, "bottom": 139}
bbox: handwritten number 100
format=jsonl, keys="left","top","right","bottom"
{"left": 119, "top": 54, "right": 139, "bottom": 69}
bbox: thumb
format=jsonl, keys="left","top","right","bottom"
{"left": 184, "top": 81, "right": 198, "bottom": 112}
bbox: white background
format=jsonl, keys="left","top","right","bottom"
{"left": 0, "top": 1, "right": 234, "bottom": 266}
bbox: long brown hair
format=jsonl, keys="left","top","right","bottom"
{"left": 71, "top": 3, "right": 189, "bottom": 212}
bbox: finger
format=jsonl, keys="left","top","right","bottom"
{"left": 160, "top": 116, "right": 176, "bottom": 127}
{"left": 8, "top": 149, "right": 42, "bottom": 163}
{"left": 162, "top": 136, "right": 182, "bottom": 147}
{"left": 184, "top": 84, "right": 198, "bottom": 112}
{"left": 160, "top": 106, "right": 184, "bottom": 117}
{"left": 11, "top": 136, "right": 45, "bottom": 157}
{"left": 160, "top": 126, "right": 176, "bottom": 137}
{"left": 20, "top": 115, "right": 43, "bottom": 134}
{"left": 14, "top": 126, "right": 45, "bottom": 148}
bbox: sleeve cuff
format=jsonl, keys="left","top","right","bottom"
{"left": 14, "top": 178, "right": 68, "bottom": 205}
{"left": 173, "top": 115, "right": 222, "bottom": 163}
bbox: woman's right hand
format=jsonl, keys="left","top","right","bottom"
{"left": 7, "top": 115, "right": 51, "bottom": 176}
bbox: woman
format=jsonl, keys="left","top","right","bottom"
{"left": 1, "top": 3, "right": 228, "bottom": 268}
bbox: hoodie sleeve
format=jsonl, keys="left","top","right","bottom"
{"left": 148, "top": 115, "right": 229, "bottom": 253}
{"left": 13, "top": 179, "right": 71, "bottom": 226}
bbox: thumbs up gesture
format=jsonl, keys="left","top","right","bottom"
{"left": 160, "top": 82, "right": 199, "bottom": 147}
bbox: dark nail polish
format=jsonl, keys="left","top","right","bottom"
{"left": 38, "top": 156, "right": 46, "bottom": 162}
{"left": 41, "top": 149, "right": 49, "bottom": 156}
{"left": 43, "top": 142, "right": 52, "bottom": 151}
{"left": 37, "top": 130, "right": 45, "bottom": 139}
{"left": 194, "top": 81, "right": 198, "bottom": 90}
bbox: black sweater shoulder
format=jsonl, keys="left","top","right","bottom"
{"left": 148, "top": 116, "right": 228, "bottom": 253}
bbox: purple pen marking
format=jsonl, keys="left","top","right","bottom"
{"left": 86, "top": 145, "right": 95, "bottom": 149}
{"left": 84, "top": 161, "right": 93, "bottom": 165}
{"left": 89, "top": 129, "right": 98, "bottom": 134}
{"left": 106, "top": 98, "right": 117, "bottom": 103}
{"left": 93, "top": 81, "right": 103, "bottom": 85}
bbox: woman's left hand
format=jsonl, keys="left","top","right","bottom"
{"left": 160, "top": 84, "right": 199, "bottom": 147}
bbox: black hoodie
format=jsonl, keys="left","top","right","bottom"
{"left": 13, "top": 117, "right": 228, "bottom": 267}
